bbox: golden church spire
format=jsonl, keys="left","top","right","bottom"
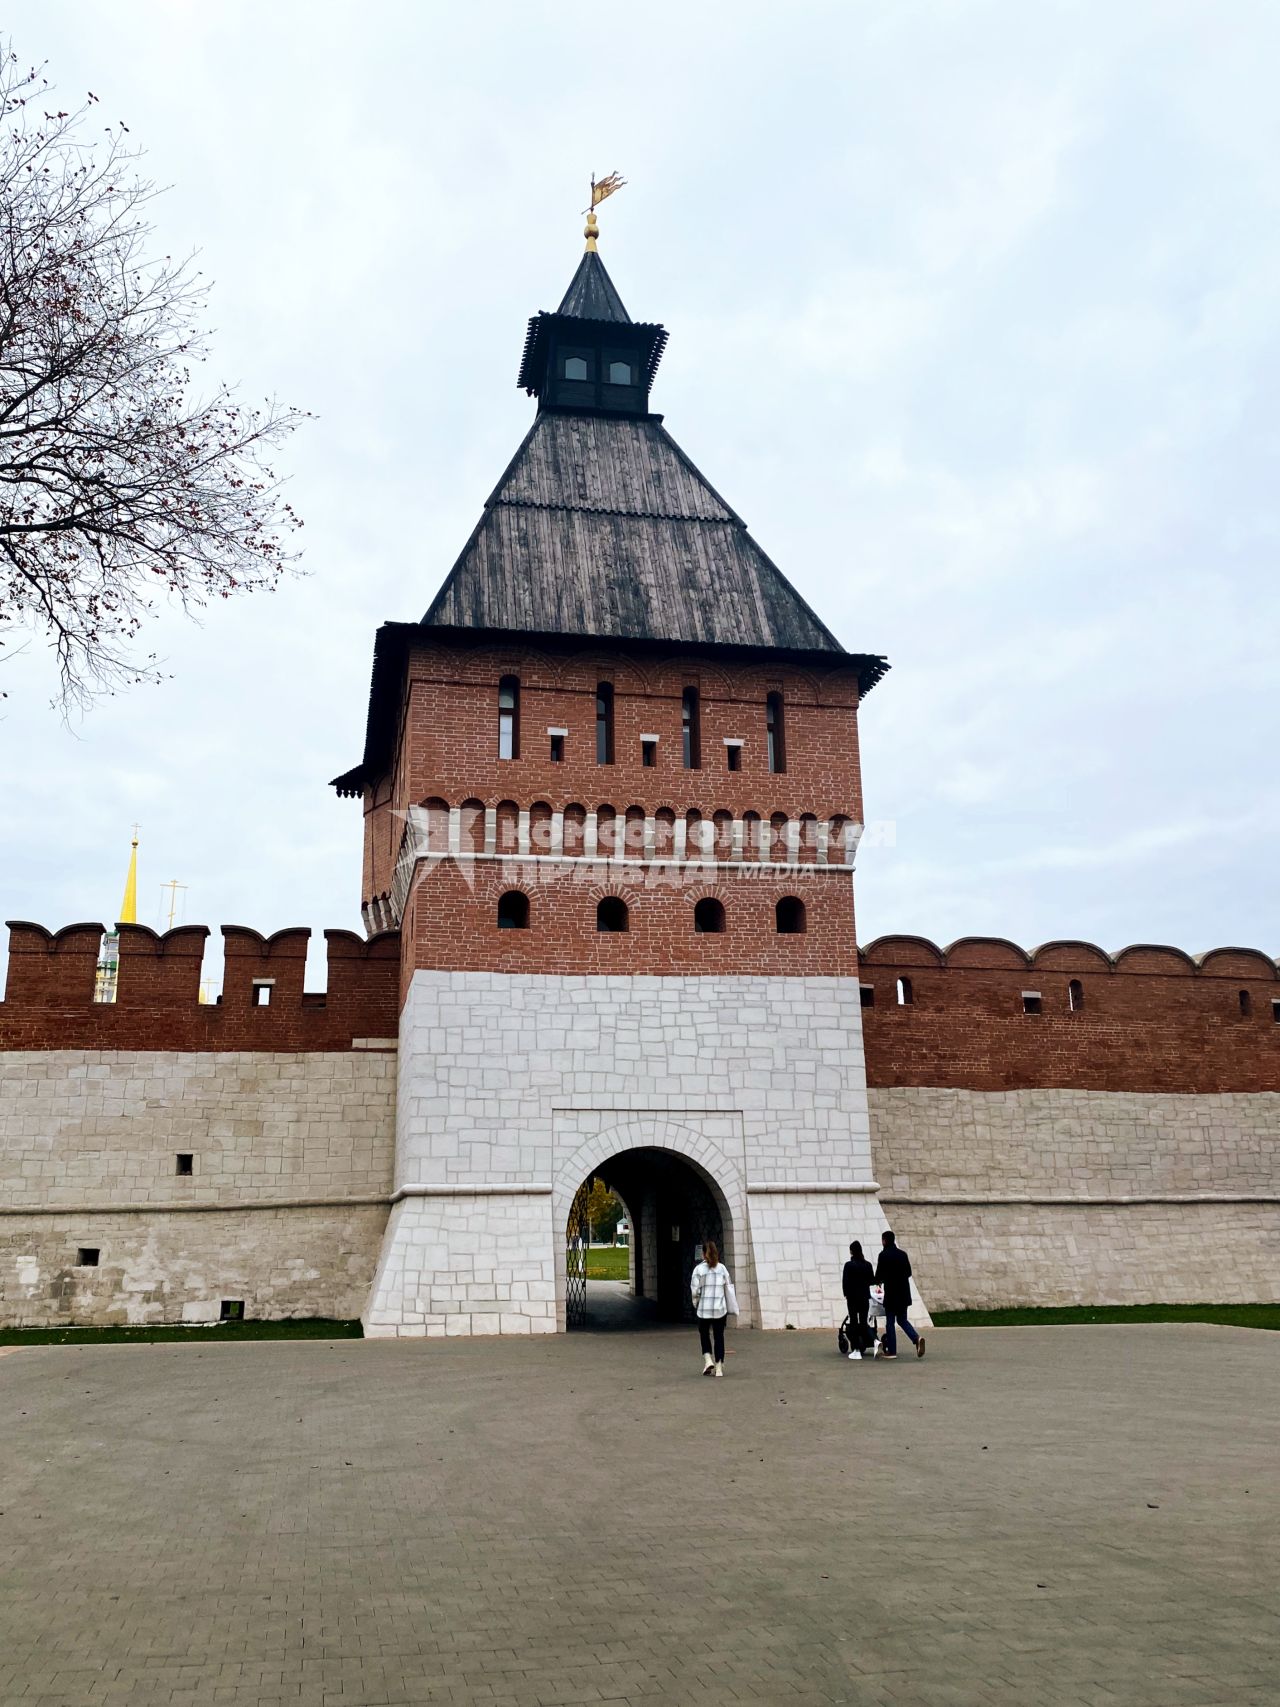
{"left": 119, "top": 825, "right": 139, "bottom": 926}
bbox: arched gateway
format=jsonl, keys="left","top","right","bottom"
{"left": 556, "top": 1121, "right": 744, "bottom": 1329}
{"left": 343, "top": 219, "right": 915, "bottom": 1340}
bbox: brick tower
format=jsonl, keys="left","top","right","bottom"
{"left": 334, "top": 222, "right": 908, "bottom": 1336}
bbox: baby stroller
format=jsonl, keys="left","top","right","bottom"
{"left": 838, "top": 1286, "right": 886, "bottom": 1359}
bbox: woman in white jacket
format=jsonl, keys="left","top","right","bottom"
{"left": 690, "top": 1239, "right": 738, "bottom": 1377}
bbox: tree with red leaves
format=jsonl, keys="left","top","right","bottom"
{"left": 0, "top": 46, "right": 306, "bottom": 711}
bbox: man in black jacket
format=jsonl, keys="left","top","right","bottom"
{"left": 875, "top": 1229, "right": 925, "bottom": 1359}
{"left": 841, "top": 1240, "right": 875, "bottom": 1358}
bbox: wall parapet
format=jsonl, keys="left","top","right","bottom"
{"left": 1, "top": 922, "right": 400, "bottom": 1052}
{"left": 859, "top": 933, "right": 1280, "bottom": 977}
{"left": 858, "top": 935, "right": 1280, "bottom": 1094}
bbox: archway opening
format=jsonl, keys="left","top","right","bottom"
{"left": 565, "top": 1146, "right": 731, "bottom": 1332}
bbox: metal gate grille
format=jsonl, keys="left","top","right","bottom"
{"left": 565, "top": 1179, "right": 590, "bottom": 1328}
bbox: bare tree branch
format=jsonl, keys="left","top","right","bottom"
{"left": 0, "top": 43, "right": 308, "bottom": 711}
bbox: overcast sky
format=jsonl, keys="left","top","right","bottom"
{"left": 2, "top": 0, "right": 1277, "bottom": 992}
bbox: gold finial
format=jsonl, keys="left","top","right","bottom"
{"left": 583, "top": 171, "right": 626, "bottom": 250}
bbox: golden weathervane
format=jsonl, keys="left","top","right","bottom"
{"left": 583, "top": 171, "right": 626, "bottom": 251}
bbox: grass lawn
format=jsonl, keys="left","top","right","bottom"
{"left": 0, "top": 1319, "right": 363, "bottom": 1347}
{"left": 584, "top": 1246, "right": 630, "bottom": 1280}
{"left": 934, "top": 1302, "right": 1279, "bottom": 1331}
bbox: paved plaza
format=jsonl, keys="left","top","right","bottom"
{"left": 0, "top": 1325, "right": 1277, "bottom": 1707}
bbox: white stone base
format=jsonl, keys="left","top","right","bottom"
{"left": 747, "top": 1188, "right": 933, "bottom": 1332}
{"left": 362, "top": 1192, "right": 558, "bottom": 1337}
{"left": 370, "top": 970, "right": 917, "bottom": 1336}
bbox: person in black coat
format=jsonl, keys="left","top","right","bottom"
{"left": 841, "top": 1240, "right": 875, "bottom": 1358}
{"left": 874, "top": 1229, "right": 925, "bottom": 1359}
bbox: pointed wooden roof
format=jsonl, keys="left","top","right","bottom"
{"left": 331, "top": 244, "right": 889, "bottom": 796}
{"left": 555, "top": 250, "right": 632, "bottom": 322}
{"left": 516, "top": 249, "right": 666, "bottom": 399}
{"left": 423, "top": 412, "right": 847, "bottom": 653}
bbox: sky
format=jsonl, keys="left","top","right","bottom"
{"left": 2, "top": 0, "right": 1278, "bottom": 994}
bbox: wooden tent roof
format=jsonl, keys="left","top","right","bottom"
{"left": 331, "top": 249, "right": 889, "bottom": 796}
{"left": 423, "top": 412, "right": 850, "bottom": 654}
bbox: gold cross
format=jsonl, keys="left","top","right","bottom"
{"left": 161, "top": 880, "right": 188, "bottom": 931}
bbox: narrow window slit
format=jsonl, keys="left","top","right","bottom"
{"left": 498, "top": 675, "right": 520, "bottom": 760}
{"left": 682, "top": 688, "right": 701, "bottom": 770}
{"left": 596, "top": 683, "right": 614, "bottom": 765}
{"left": 766, "top": 693, "right": 786, "bottom": 773}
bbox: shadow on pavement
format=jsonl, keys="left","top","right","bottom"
{"left": 577, "top": 1279, "right": 683, "bottom": 1333}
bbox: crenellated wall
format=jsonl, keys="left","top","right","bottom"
{"left": 859, "top": 935, "right": 1280, "bottom": 1309}
{"left": 2, "top": 920, "right": 1277, "bottom": 1325}
{"left": 859, "top": 934, "right": 1280, "bottom": 1093}
{"left": 0, "top": 922, "right": 400, "bottom": 1327}
{"left": 0, "top": 922, "right": 400, "bottom": 1050}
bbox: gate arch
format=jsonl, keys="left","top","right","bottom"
{"left": 553, "top": 1118, "right": 749, "bottom": 1331}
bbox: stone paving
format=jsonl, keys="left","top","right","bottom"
{"left": 0, "top": 1325, "right": 1277, "bottom": 1706}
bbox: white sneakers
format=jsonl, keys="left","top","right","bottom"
{"left": 714, "top": 1362, "right": 724, "bottom": 1377}
{"left": 847, "top": 1350, "right": 862, "bottom": 1360}
{"left": 702, "top": 1352, "right": 715, "bottom": 1375}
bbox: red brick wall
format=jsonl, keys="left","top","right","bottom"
{"left": 403, "top": 859, "right": 856, "bottom": 978}
{"left": 0, "top": 922, "right": 400, "bottom": 1052}
{"left": 360, "top": 639, "right": 866, "bottom": 907}
{"left": 859, "top": 935, "right": 1280, "bottom": 1094}
{"left": 8, "top": 914, "right": 1278, "bottom": 1094}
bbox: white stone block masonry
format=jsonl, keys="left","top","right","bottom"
{"left": 364, "top": 971, "right": 914, "bottom": 1335}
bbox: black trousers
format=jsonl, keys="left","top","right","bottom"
{"left": 698, "top": 1314, "right": 727, "bottom": 1362}
{"left": 846, "top": 1299, "right": 871, "bottom": 1351}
